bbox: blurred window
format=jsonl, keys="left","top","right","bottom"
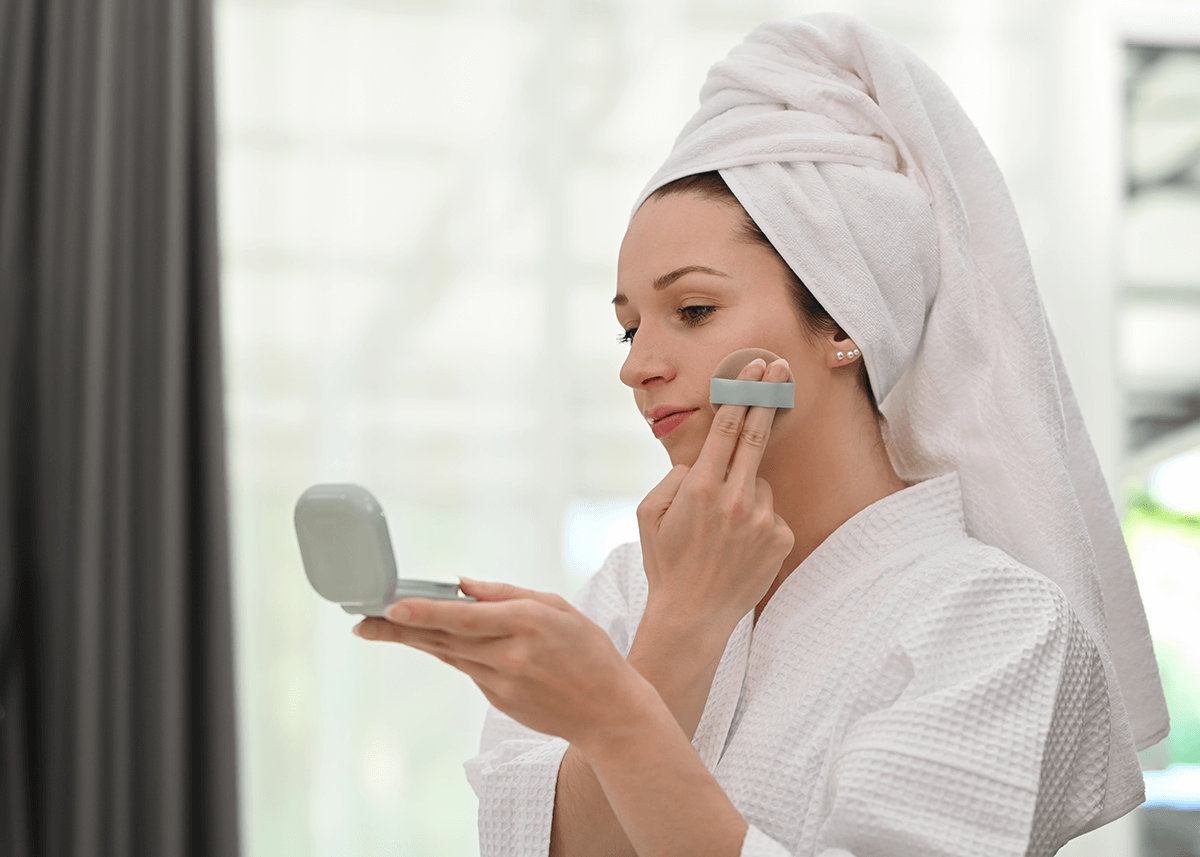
{"left": 214, "top": 1, "right": 787, "bottom": 853}
{"left": 1122, "top": 43, "right": 1200, "bottom": 848}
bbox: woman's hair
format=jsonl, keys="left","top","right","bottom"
{"left": 647, "top": 171, "right": 879, "bottom": 412}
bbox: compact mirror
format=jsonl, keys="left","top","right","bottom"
{"left": 294, "top": 483, "right": 474, "bottom": 615}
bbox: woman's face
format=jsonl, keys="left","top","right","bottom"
{"left": 615, "top": 192, "right": 831, "bottom": 469}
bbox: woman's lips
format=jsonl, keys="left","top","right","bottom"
{"left": 650, "top": 409, "right": 698, "bottom": 439}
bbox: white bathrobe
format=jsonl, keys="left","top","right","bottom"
{"left": 464, "top": 474, "right": 1143, "bottom": 857}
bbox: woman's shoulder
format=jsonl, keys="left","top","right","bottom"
{"left": 908, "top": 535, "right": 1072, "bottom": 607}
{"left": 886, "top": 534, "right": 1090, "bottom": 668}
{"left": 811, "top": 474, "right": 1072, "bottom": 627}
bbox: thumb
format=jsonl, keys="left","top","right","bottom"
{"left": 458, "top": 577, "right": 555, "bottom": 605}
{"left": 637, "top": 464, "right": 690, "bottom": 528}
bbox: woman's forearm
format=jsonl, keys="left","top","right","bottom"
{"left": 549, "top": 604, "right": 738, "bottom": 857}
{"left": 549, "top": 746, "right": 634, "bottom": 857}
{"left": 578, "top": 675, "right": 748, "bottom": 857}
{"left": 626, "top": 602, "right": 736, "bottom": 737}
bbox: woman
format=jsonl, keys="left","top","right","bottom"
{"left": 353, "top": 13, "right": 1169, "bottom": 857}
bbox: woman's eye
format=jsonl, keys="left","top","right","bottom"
{"left": 617, "top": 327, "right": 637, "bottom": 344}
{"left": 679, "top": 305, "right": 716, "bottom": 326}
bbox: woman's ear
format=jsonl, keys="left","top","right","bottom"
{"left": 825, "top": 329, "right": 861, "bottom": 368}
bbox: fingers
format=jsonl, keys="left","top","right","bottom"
{"left": 690, "top": 358, "right": 765, "bottom": 483}
{"left": 374, "top": 584, "right": 571, "bottom": 635}
{"left": 726, "top": 358, "right": 790, "bottom": 488}
{"left": 636, "top": 464, "right": 690, "bottom": 531}
{"left": 356, "top": 618, "right": 505, "bottom": 686}
{"left": 355, "top": 617, "right": 504, "bottom": 665}
{"left": 760, "top": 478, "right": 796, "bottom": 553}
{"left": 376, "top": 595, "right": 536, "bottom": 637}
{"left": 692, "top": 356, "right": 790, "bottom": 487}
{"left": 458, "top": 578, "right": 558, "bottom": 605}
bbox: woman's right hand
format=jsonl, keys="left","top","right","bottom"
{"left": 636, "top": 357, "right": 795, "bottom": 633}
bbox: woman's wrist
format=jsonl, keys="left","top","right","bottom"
{"left": 628, "top": 603, "right": 729, "bottom": 689}
{"left": 637, "top": 593, "right": 743, "bottom": 658}
{"left": 570, "top": 667, "right": 670, "bottom": 762}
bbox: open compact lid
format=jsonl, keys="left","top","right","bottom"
{"left": 294, "top": 483, "right": 397, "bottom": 606}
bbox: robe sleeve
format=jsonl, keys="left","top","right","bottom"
{"left": 463, "top": 542, "right": 644, "bottom": 857}
{"left": 741, "top": 565, "right": 1126, "bottom": 857}
{"left": 819, "top": 565, "right": 1119, "bottom": 857}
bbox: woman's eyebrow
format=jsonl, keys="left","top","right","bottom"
{"left": 612, "top": 265, "right": 731, "bottom": 306}
{"left": 653, "top": 264, "right": 730, "bottom": 291}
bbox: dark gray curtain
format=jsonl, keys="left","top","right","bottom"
{"left": 0, "top": 0, "right": 239, "bottom": 855}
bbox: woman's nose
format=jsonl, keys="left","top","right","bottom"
{"left": 619, "top": 330, "right": 675, "bottom": 390}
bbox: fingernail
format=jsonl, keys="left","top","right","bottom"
{"left": 355, "top": 621, "right": 376, "bottom": 639}
{"left": 746, "top": 358, "right": 766, "bottom": 381}
{"left": 385, "top": 601, "right": 410, "bottom": 622}
{"left": 767, "top": 358, "right": 790, "bottom": 381}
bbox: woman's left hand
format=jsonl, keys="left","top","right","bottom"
{"left": 354, "top": 578, "right": 653, "bottom": 749}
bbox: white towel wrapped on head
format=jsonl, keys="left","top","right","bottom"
{"left": 634, "top": 11, "right": 1168, "bottom": 761}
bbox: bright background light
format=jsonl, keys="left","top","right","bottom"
{"left": 1149, "top": 451, "right": 1200, "bottom": 515}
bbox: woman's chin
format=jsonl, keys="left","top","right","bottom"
{"left": 663, "top": 437, "right": 703, "bottom": 469}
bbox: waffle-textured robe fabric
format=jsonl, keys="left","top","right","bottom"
{"left": 464, "top": 475, "right": 1144, "bottom": 857}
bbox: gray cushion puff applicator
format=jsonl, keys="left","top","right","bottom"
{"left": 709, "top": 347, "right": 795, "bottom": 425}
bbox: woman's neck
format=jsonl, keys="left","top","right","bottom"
{"left": 755, "top": 396, "right": 907, "bottom": 619}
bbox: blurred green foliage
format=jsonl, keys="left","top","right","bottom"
{"left": 1125, "top": 490, "right": 1200, "bottom": 766}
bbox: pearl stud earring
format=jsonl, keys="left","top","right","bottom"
{"left": 836, "top": 351, "right": 845, "bottom": 360}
